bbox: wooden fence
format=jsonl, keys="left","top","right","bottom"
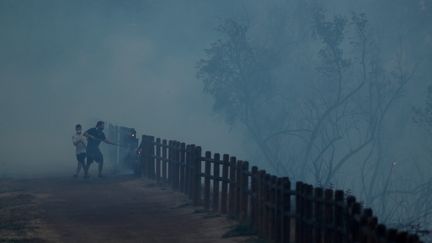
{"left": 138, "top": 134, "right": 423, "bottom": 243}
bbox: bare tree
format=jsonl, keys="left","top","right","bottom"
{"left": 196, "top": 10, "right": 411, "bottom": 185}
{"left": 197, "top": 19, "right": 289, "bottom": 173}
{"left": 197, "top": 2, "right": 430, "bottom": 239}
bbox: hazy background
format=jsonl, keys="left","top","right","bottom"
{"left": 0, "top": 0, "right": 253, "bottom": 177}
{"left": 0, "top": 0, "right": 431, "bottom": 234}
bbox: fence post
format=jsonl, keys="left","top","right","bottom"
{"left": 236, "top": 160, "right": 243, "bottom": 220}
{"left": 407, "top": 234, "right": 421, "bottom": 243}
{"left": 162, "top": 139, "right": 168, "bottom": 181}
{"left": 324, "top": 189, "right": 335, "bottom": 243}
{"left": 173, "top": 141, "right": 180, "bottom": 190}
{"left": 213, "top": 153, "right": 221, "bottom": 212}
{"left": 176, "top": 142, "right": 181, "bottom": 189}
{"left": 204, "top": 151, "right": 211, "bottom": 210}
{"left": 281, "top": 177, "right": 291, "bottom": 243}
{"left": 369, "top": 216, "right": 378, "bottom": 243}
{"left": 396, "top": 232, "right": 408, "bottom": 243}
{"left": 170, "top": 141, "right": 175, "bottom": 188}
{"left": 334, "top": 190, "right": 345, "bottom": 243}
{"left": 314, "top": 188, "right": 324, "bottom": 243}
{"left": 376, "top": 224, "right": 387, "bottom": 242}
{"left": 304, "top": 185, "right": 314, "bottom": 243}
{"left": 172, "top": 141, "right": 179, "bottom": 189}
{"left": 148, "top": 136, "right": 155, "bottom": 179}
{"left": 228, "top": 156, "right": 237, "bottom": 218}
{"left": 139, "top": 135, "right": 147, "bottom": 177}
{"left": 180, "top": 143, "right": 186, "bottom": 193}
{"left": 257, "top": 170, "right": 266, "bottom": 237}
{"left": 155, "top": 138, "right": 161, "bottom": 182}
{"left": 295, "top": 182, "right": 304, "bottom": 243}
{"left": 221, "top": 154, "right": 229, "bottom": 214}
{"left": 269, "top": 176, "right": 278, "bottom": 242}
{"left": 250, "top": 166, "right": 258, "bottom": 231}
{"left": 264, "top": 173, "right": 271, "bottom": 237}
{"left": 360, "top": 208, "right": 376, "bottom": 242}
{"left": 184, "top": 145, "right": 190, "bottom": 195}
{"left": 351, "top": 202, "right": 362, "bottom": 242}
{"left": 192, "top": 146, "right": 202, "bottom": 206}
{"left": 387, "top": 228, "right": 398, "bottom": 242}
{"left": 193, "top": 146, "right": 201, "bottom": 205}
{"left": 346, "top": 196, "right": 356, "bottom": 241}
{"left": 275, "top": 177, "right": 284, "bottom": 243}
{"left": 188, "top": 144, "right": 197, "bottom": 201}
{"left": 168, "top": 141, "right": 173, "bottom": 186}
{"left": 240, "top": 161, "right": 249, "bottom": 223}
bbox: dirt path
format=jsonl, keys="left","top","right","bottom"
{"left": 0, "top": 176, "right": 251, "bottom": 243}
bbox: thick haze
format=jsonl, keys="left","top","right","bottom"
{"left": 0, "top": 1, "right": 252, "bottom": 176}
{"left": 1, "top": 0, "right": 432, "bottom": 232}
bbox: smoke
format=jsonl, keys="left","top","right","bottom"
{"left": 0, "top": 0, "right": 249, "bottom": 177}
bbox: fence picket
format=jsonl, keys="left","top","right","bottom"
{"left": 250, "top": 166, "right": 258, "bottom": 231}
{"left": 180, "top": 143, "right": 186, "bottom": 193}
{"left": 257, "top": 170, "right": 266, "bottom": 237}
{"left": 281, "top": 177, "right": 291, "bottom": 243}
{"left": 155, "top": 138, "right": 161, "bottom": 181}
{"left": 136, "top": 134, "right": 424, "bottom": 243}
{"left": 235, "top": 160, "right": 243, "bottom": 220}
{"left": 228, "top": 157, "right": 237, "bottom": 218}
{"left": 324, "top": 189, "right": 335, "bottom": 243}
{"left": 162, "top": 139, "right": 167, "bottom": 181}
{"left": 221, "top": 154, "right": 229, "bottom": 214}
{"left": 213, "top": 153, "right": 220, "bottom": 212}
{"left": 204, "top": 151, "right": 211, "bottom": 210}
{"left": 192, "top": 146, "right": 201, "bottom": 206}
{"left": 295, "top": 182, "right": 304, "bottom": 243}
{"left": 335, "top": 190, "right": 345, "bottom": 243}
{"left": 240, "top": 161, "right": 249, "bottom": 223}
{"left": 304, "top": 185, "right": 313, "bottom": 243}
{"left": 148, "top": 136, "right": 155, "bottom": 179}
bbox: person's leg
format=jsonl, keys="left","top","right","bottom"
{"left": 75, "top": 153, "right": 85, "bottom": 177}
{"left": 74, "top": 163, "right": 81, "bottom": 178}
{"left": 74, "top": 155, "right": 80, "bottom": 177}
{"left": 84, "top": 154, "right": 94, "bottom": 178}
{"left": 98, "top": 161, "right": 104, "bottom": 177}
{"left": 96, "top": 150, "right": 104, "bottom": 177}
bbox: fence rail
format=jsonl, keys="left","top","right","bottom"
{"left": 137, "top": 134, "right": 422, "bottom": 243}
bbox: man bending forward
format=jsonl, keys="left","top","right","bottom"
{"left": 84, "top": 121, "right": 116, "bottom": 178}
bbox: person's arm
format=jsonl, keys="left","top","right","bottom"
{"left": 83, "top": 131, "right": 95, "bottom": 140}
{"left": 103, "top": 139, "right": 117, "bottom": 145}
{"left": 84, "top": 129, "right": 101, "bottom": 141}
{"left": 72, "top": 136, "right": 80, "bottom": 146}
{"left": 100, "top": 133, "right": 117, "bottom": 146}
{"left": 72, "top": 136, "right": 83, "bottom": 146}
{"left": 79, "top": 136, "right": 86, "bottom": 146}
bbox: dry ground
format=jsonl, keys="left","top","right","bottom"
{"left": 0, "top": 175, "right": 255, "bottom": 243}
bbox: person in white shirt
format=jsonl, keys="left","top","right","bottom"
{"left": 72, "top": 124, "right": 87, "bottom": 178}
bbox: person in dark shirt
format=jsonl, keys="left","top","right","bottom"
{"left": 83, "top": 121, "right": 116, "bottom": 178}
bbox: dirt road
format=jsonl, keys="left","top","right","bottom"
{"left": 0, "top": 175, "right": 252, "bottom": 243}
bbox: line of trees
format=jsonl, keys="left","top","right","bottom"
{"left": 197, "top": 1, "right": 431, "bottom": 239}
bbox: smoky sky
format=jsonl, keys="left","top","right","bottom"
{"left": 0, "top": 0, "right": 253, "bottom": 176}
{"left": 0, "top": 0, "right": 431, "bottom": 180}
{"left": 2, "top": 0, "right": 432, "bottom": 235}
